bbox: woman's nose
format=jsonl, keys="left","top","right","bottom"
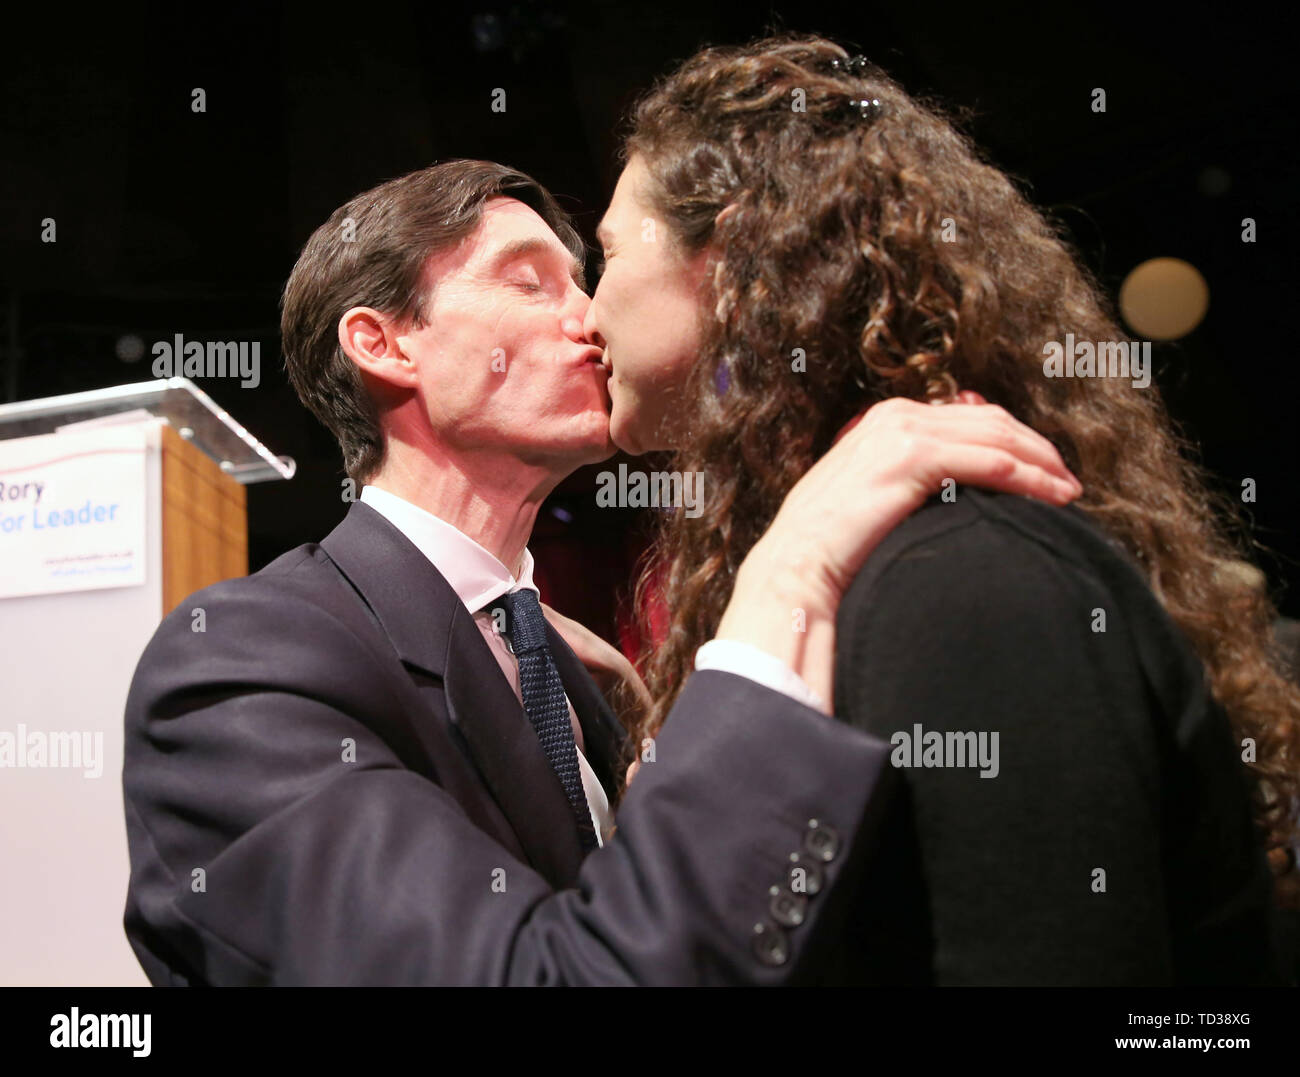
{"left": 581, "top": 302, "right": 605, "bottom": 349}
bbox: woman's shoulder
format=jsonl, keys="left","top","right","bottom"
{"left": 836, "top": 487, "right": 1209, "bottom": 719}
{"left": 837, "top": 489, "right": 1211, "bottom": 738}
{"left": 842, "top": 487, "right": 1142, "bottom": 613}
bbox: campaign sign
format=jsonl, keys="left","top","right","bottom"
{"left": 0, "top": 426, "right": 147, "bottom": 599}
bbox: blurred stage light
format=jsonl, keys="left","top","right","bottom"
{"left": 115, "top": 334, "right": 145, "bottom": 362}
{"left": 1118, "top": 257, "right": 1209, "bottom": 340}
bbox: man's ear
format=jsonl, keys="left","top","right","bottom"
{"left": 338, "top": 307, "right": 419, "bottom": 389}
{"left": 713, "top": 203, "right": 739, "bottom": 231}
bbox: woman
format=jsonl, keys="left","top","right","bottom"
{"left": 583, "top": 34, "right": 1299, "bottom": 983}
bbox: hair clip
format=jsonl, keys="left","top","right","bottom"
{"left": 829, "top": 55, "right": 883, "bottom": 120}
{"left": 830, "top": 54, "right": 870, "bottom": 76}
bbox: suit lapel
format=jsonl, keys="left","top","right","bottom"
{"left": 321, "top": 501, "right": 584, "bottom": 890}
{"left": 442, "top": 613, "right": 585, "bottom": 889}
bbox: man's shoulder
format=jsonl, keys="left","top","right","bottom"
{"left": 129, "top": 537, "right": 388, "bottom": 704}
{"left": 163, "top": 540, "right": 348, "bottom": 632}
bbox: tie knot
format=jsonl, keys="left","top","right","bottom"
{"left": 499, "top": 588, "right": 548, "bottom": 653}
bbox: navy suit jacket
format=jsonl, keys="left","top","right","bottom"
{"left": 123, "top": 500, "right": 896, "bottom": 985}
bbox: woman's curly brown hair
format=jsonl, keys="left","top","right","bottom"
{"left": 618, "top": 33, "right": 1300, "bottom": 898}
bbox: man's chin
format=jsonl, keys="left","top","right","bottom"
{"left": 586, "top": 434, "right": 619, "bottom": 464}
{"left": 571, "top": 417, "right": 618, "bottom": 464}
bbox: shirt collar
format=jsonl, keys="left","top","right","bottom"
{"left": 359, "top": 484, "right": 539, "bottom": 613}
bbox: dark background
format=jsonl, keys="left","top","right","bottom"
{"left": 2, "top": 0, "right": 1296, "bottom": 641}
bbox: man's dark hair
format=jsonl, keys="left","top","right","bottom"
{"left": 281, "top": 159, "right": 585, "bottom": 484}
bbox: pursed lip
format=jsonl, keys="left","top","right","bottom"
{"left": 575, "top": 345, "right": 606, "bottom": 370}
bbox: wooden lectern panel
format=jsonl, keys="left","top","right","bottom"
{"left": 159, "top": 424, "right": 248, "bottom": 616}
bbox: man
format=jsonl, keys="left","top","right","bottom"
{"left": 122, "top": 159, "right": 1074, "bottom": 985}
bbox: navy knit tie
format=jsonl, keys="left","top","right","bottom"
{"left": 500, "top": 589, "right": 599, "bottom": 852}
